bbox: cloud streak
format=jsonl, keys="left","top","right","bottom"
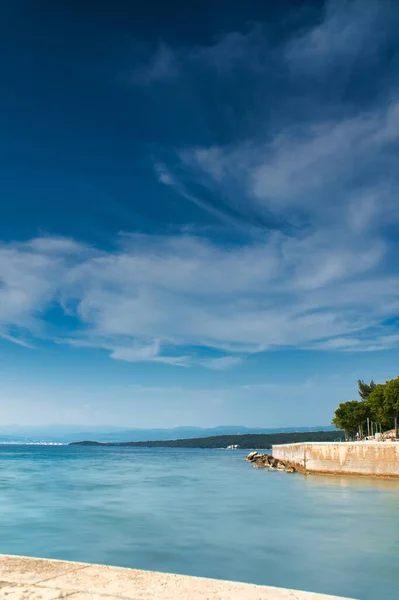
{"left": 0, "top": 225, "right": 398, "bottom": 364}
{"left": 285, "top": 0, "right": 395, "bottom": 71}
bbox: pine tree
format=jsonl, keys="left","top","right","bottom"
{"left": 357, "top": 379, "right": 376, "bottom": 401}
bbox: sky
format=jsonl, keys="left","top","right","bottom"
{"left": 1, "top": 0, "right": 399, "bottom": 429}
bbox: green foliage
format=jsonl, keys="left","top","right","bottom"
{"left": 357, "top": 379, "right": 376, "bottom": 400}
{"left": 384, "top": 377, "right": 399, "bottom": 437}
{"left": 332, "top": 376, "right": 399, "bottom": 439}
{"left": 332, "top": 400, "right": 368, "bottom": 439}
{"left": 366, "top": 384, "right": 389, "bottom": 428}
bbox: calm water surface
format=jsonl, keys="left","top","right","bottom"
{"left": 0, "top": 445, "right": 398, "bottom": 599}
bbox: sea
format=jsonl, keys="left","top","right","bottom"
{"left": 0, "top": 445, "right": 398, "bottom": 600}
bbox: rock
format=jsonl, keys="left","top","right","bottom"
{"left": 246, "top": 451, "right": 259, "bottom": 462}
{"left": 246, "top": 452, "right": 296, "bottom": 474}
{"left": 253, "top": 453, "right": 276, "bottom": 469}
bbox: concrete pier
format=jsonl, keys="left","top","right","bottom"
{"left": 272, "top": 441, "right": 399, "bottom": 477}
{"left": 0, "top": 555, "right": 355, "bottom": 599}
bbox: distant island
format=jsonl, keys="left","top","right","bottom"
{"left": 0, "top": 424, "right": 337, "bottom": 444}
{"left": 70, "top": 430, "right": 344, "bottom": 449}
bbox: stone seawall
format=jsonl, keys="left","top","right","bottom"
{"left": 0, "top": 555, "right": 355, "bottom": 599}
{"left": 272, "top": 441, "right": 399, "bottom": 477}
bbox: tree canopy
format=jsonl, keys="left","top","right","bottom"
{"left": 332, "top": 376, "right": 399, "bottom": 439}
{"left": 366, "top": 384, "right": 389, "bottom": 429}
{"left": 384, "top": 377, "right": 399, "bottom": 438}
{"left": 357, "top": 379, "right": 376, "bottom": 400}
{"left": 332, "top": 400, "right": 367, "bottom": 440}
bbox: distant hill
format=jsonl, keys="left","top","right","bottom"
{"left": 0, "top": 424, "right": 338, "bottom": 444}
{"left": 70, "top": 430, "right": 344, "bottom": 449}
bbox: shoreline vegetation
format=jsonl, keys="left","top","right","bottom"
{"left": 69, "top": 430, "right": 344, "bottom": 449}
{"left": 332, "top": 377, "right": 399, "bottom": 441}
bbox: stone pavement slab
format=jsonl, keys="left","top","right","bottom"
{"left": 0, "top": 556, "right": 86, "bottom": 585}
{"left": 0, "top": 555, "right": 357, "bottom": 600}
{"left": 0, "top": 583, "right": 70, "bottom": 599}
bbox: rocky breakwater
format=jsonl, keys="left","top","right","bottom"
{"left": 246, "top": 451, "right": 296, "bottom": 472}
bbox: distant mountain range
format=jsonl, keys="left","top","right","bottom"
{"left": 0, "top": 424, "right": 337, "bottom": 444}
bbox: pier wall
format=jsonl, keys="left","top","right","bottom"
{"left": 272, "top": 441, "right": 399, "bottom": 477}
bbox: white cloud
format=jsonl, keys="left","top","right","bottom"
{"left": 0, "top": 331, "right": 35, "bottom": 349}
{"left": 27, "top": 236, "right": 87, "bottom": 254}
{"left": 196, "top": 356, "right": 242, "bottom": 370}
{"left": 285, "top": 0, "right": 392, "bottom": 71}
{"left": 154, "top": 162, "right": 176, "bottom": 186}
{"left": 251, "top": 103, "right": 399, "bottom": 213}
{"left": 0, "top": 243, "right": 66, "bottom": 332}
{"left": 141, "top": 13, "right": 399, "bottom": 361}
{"left": 177, "top": 101, "right": 399, "bottom": 232}
{"left": 162, "top": 101, "right": 399, "bottom": 354}
{"left": 155, "top": 160, "right": 240, "bottom": 227}
{"left": 0, "top": 227, "right": 399, "bottom": 363}
{"left": 2, "top": 1, "right": 399, "bottom": 365}
{"left": 127, "top": 1, "right": 398, "bottom": 87}
{"left": 309, "top": 333, "right": 399, "bottom": 353}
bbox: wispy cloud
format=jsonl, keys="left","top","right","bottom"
{"left": 155, "top": 161, "right": 242, "bottom": 227}
{"left": 190, "top": 23, "right": 269, "bottom": 72}
{"left": 128, "top": 42, "right": 179, "bottom": 85}
{"left": 127, "top": 24, "right": 268, "bottom": 87}
{"left": 285, "top": 0, "right": 395, "bottom": 71}
{"left": 141, "top": 2, "right": 398, "bottom": 235}
{"left": 0, "top": 331, "right": 36, "bottom": 349}
{"left": 308, "top": 333, "right": 399, "bottom": 353}
{"left": 128, "top": 1, "right": 398, "bottom": 87}
{"left": 177, "top": 101, "right": 399, "bottom": 229}
{"left": 2, "top": 1, "right": 399, "bottom": 365}
{"left": 196, "top": 356, "right": 242, "bottom": 370}
{"left": 0, "top": 228, "right": 399, "bottom": 363}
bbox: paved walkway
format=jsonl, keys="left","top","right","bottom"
{"left": 0, "top": 555, "right": 356, "bottom": 600}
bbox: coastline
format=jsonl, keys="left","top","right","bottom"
{"left": 0, "top": 555, "right": 356, "bottom": 599}
{"left": 68, "top": 430, "right": 344, "bottom": 449}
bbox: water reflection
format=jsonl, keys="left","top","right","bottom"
{"left": 304, "top": 472, "right": 399, "bottom": 491}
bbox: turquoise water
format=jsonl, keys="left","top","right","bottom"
{"left": 0, "top": 446, "right": 398, "bottom": 599}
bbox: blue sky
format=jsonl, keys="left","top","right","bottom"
{"left": 1, "top": 0, "right": 399, "bottom": 428}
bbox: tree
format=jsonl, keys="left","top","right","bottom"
{"left": 384, "top": 377, "right": 399, "bottom": 438}
{"left": 357, "top": 379, "right": 376, "bottom": 400}
{"left": 366, "top": 384, "right": 390, "bottom": 431}
{"left": 332, "top": 400, "right": 367, "bottom": 441}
